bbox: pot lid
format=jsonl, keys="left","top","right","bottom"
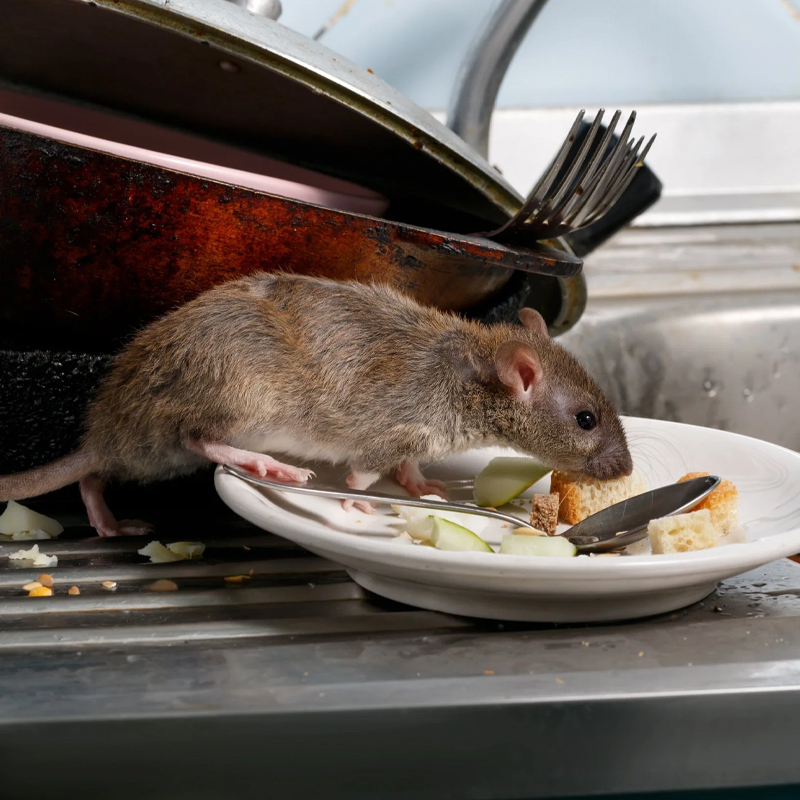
{"left": 1, "top": 0, "right": 525, "bottom": 229}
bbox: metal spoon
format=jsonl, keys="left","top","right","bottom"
{"left": 222, "top": 466, "right": 719, "bottom": 554}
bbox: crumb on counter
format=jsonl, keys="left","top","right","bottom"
{"left": 7, "top": 544, "right": 58, "bottom": 568}
{"left": 68, "top": 586, "right": 81, "bottom": 596}
{"left": 146, "top": 579, "right": 178, "bottom": 592}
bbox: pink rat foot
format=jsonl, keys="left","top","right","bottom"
{"left": 96, "top": 519, "right": 154, "bottom": 538}
{"left": 80, "top": 475, "right": 153, "bottom": 537}
{"left": 186, "top": 441, "right": 313, "bottom": 484}
{"left": 342, "top": 469, "right": 380, "bottom": 514}
{"left": 395, "top": 460, "right": 448, "bottom": 499}
{"left": 342, "top": 498, "right": 376, "bottom": 514}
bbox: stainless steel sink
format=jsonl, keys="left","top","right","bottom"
{"left": 560, "top": 222, "right": 800, "bottom": 450}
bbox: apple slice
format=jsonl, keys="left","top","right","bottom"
{"left": 430, "top": 517, "right": 494, "bottom": 553}
{"left": 473, "top": 457, "right": 551, "bottom": 507}
{"left": 0, "top": 500, "right": 63, "bottom": 538}
{"left": 392, "top": 495, "right": 488, "bottom": 539}
{"left": 499, "top": 533, "right": 576, "bottom": 557}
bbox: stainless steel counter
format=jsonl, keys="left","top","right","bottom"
{"left": 2, "top": 496, "right": 800, "bottom": 800}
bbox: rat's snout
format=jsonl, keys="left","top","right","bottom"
{"left": 585, "top": 446, "right": 633, "bottom": 481}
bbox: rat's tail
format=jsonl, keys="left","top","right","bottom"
{"left": 0, "top": 449, "right": 95, "bottom": 500}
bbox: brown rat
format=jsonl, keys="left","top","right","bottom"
{"left": 0, "top": 273, "right": 632, "bottom": 536}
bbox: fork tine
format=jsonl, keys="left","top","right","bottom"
{"left": 551, "top": 111, "right": 627, "bottom": 226}
{"left": 544, "top": 110, "right": 622, "bottom": 226}
{"left": 593, "top": 136, "right": 645, "bottom": 213}
{"left": 569, "top": 111, "right": 638, "bottom": 227}
{"left": 482, "top": 109, "right": 655, "bottom": 242}
{"left": 532, "top": 109, "right": 607, "bottom": 223}
{"left": 572, "top": 141, "right": 641, "bottom": 229}
{"left": 486, "top": 110, "right": 587, "bottom": 237}
{"left": 585, "top": 133, "right": 655, "bottom": 223}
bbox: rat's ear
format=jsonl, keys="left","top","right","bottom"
{"left": 519, "top": 307, "right": 549, "bottom": 338}
{"left": 495, "top": 341, "right": 542, "bottom": 400}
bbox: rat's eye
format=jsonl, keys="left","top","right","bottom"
{"left": 576, "top": 410, "right": 597, "bottom": 430}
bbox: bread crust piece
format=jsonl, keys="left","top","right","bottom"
{"left": 549, "top": 471, "right": 648, "bottom": 525}
{"left": 677, "top": 472, "right": 739, "bottom": 535}
{"left": 529, "top": 493, "right": 559, "bottom": 535}
{"left": 648, "top": 509, "right": 718, "bottom": 554}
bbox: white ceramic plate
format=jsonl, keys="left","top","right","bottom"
{"left": 215, "top": 417, "right": 800, "bottom": 622}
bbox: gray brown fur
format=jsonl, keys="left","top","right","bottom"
{"left": 0, "top": 272, "right": 631, "bottom": 502}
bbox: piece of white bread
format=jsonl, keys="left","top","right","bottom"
{"left": 529, "top": 493, "right": 559, "bottom": 536}
{"left": 549, "top": 471, "right": 647, "bottom": 525}
{"left": 648, "top": 509, "right": 719, "bottom": 554}
{"left": 677, "top": 472, "right": 739, "bottom": 535}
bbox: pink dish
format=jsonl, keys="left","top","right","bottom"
{"left": 0, "top": 88, "right": 389, "bottom": 217}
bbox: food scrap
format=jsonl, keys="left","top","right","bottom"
{"left": 677, "top": 472, "right": 739, "bottom": 534}
{"left": 224, "top": 574, "right": 250, "bottom": 584}
{"left": 68, "top": 586, "right": 81, "bottom": 596}
{"left": 101, "top": 580, "right": 117, "bottom": 591}
{"left": 473, "top": 457, "right": 551, "bottom": 507}
{"left": 7, "top": 544, "right": 58, "bottom": 567}
{"left": 550, "top": 471, "right": 647, "bottom": 525}
{"left": 138, "top": 541, "right": 205, "bottom": 563}
{"left": 648, "top": 509, "right": 719, "bottom": 554}
{"left": 146, "top": 579, "right": 178, "bottom": 592}
{"left": 28, "top": 586, "right": 53, "bottom": 597}
{"left": 0, "top": 500, "right": 64, "bottom": 540}
{"left": 37, "top": 573, "right": 54, "bottom": 588}
{"left": 529, "top": 493, "right": 559, "bottom": 536}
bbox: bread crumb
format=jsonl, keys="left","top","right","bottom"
{"left": 648, "top": 510, "right": 718, "bottom": 554}
{"left": 28, "top": 586, "right": 52, "bottom": 597}
{"left": 484, "top": 670, "right": 494, "bottom": 675}
{"left": 550, "top": 472, "right": 647, "bottom": 524}
{"left": 22, "top": 581, "right": 43, "bottom": 591}
{"left": 68, "top": 586, "right": 81, "bottom": 596}
{"left": 529, "top": 493, "right": 559, "bottom": 535}
{"left": 555, "top": 678, "right": 564, "bottom": 684}
{"left": 513, "top": 526, "right": 547, "bottom": 536}
{"left": 677, "top": 472, "right": 739, "bottom": 534}
{"left": 225, "top": 575, "right": 249, "bottom": 583}
{"left": 102, "top": 580, "right": 117, "bottom": 591}
{"left": 146, "top": 579, "right": 178, "bottom": 592}
{"left": 37, "top": 573, "right": 54, "bottom": 587}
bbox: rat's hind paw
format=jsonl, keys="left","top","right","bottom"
{"left": 95, "top": 519, "right": 153, "bottom": 537}
{"left": 342, "top": 498, "right": 375, "bottom": 514}
{"left": 116, "top": 519, "right": 154, "bottom": 536}
{"left": 395, "top": 460, "right": 448, "bottom": 499}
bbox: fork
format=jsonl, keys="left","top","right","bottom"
{"left": 485, "top": 109, "right": 656, "bottom": 242}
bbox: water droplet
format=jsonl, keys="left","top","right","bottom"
{"left": 774, "top": 368, "right": 782, "bottom": 379}
{"left": 703, "top": 379, "right": 718, "bottom": 398}
{"left": 743, "top": 388, "right": 754, "bottom": 402}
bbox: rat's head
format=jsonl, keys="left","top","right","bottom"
{"left": 481, "top": 308, "right": 632, "bottom": 480}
